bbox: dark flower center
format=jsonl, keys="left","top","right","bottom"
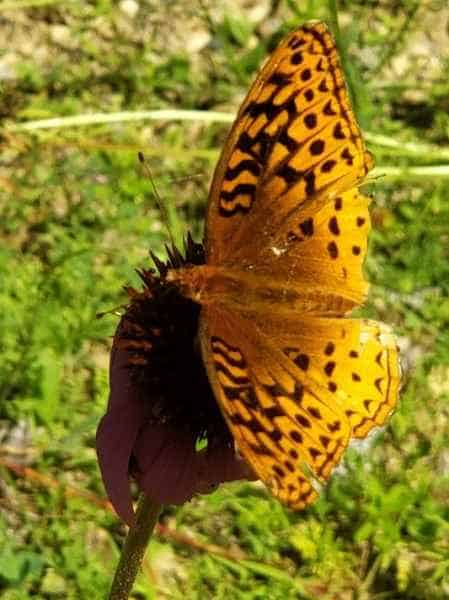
{"left": 115, "top": 233, "right": 232, "bottom": 447}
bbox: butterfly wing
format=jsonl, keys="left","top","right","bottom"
{"left": 196, "top": 21, "right": 401, "bottom": 507}
{"left": 205, "top": 21, "right": 373, "bottom": 270}
{"left": 199, "top": 308, "right": 400, "bottom": 507}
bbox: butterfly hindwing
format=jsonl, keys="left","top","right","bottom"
{"left": 252, "top": 313, "right": 401, "bottom": 438}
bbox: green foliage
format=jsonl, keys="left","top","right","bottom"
{"left": 1, "top": 1, "right": 449, "bottom": 598}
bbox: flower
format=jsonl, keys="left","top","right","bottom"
{"left": 96, "top": 235, "right": 255, "bottom": 525}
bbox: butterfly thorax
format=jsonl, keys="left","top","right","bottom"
{"left": 167, "top": 264, "right": 356, "bottom": 316}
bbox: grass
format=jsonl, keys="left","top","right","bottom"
{"left": 1, "top": 0, "right": 449, "bottom": 598}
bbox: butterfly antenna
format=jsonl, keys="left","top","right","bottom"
{"left": 138, "top": 152, "right": 177, "bottom": 249}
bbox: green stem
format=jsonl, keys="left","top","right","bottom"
{"left": 108, "top": 495, "right": 162, "bottom": 600}
{"left": 8, "top": 109, "right": 449, "bottom": 162}
{"left": 372, "top": 165, "right": 449, "bottom": 179}
{"left": 6, "top": 109, "right": 234, "bottom": 131}
{"left": 327, "top": 0, "right": 341, "bottom": 40}
{"left": 365, "top": 132, "right": 449, "bottom": 162}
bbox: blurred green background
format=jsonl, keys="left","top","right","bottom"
{"left": 1, "top": 0, "right": 449, "bottom": 598}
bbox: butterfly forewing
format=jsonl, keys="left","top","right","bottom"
{"left": 205, "top": 21, "right": 373, "bottom": 267}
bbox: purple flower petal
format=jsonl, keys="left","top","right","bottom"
{"left": 194, "top": 444, "right": 257, "bottom": 493}
{"left": 132, "top": 424, "right": 200, "bottom": 505}
{"left": 96, "top": 347, "right": 149, "bottom": 525}
{"left": 132, "top": 426, "right": 256, "bottom": 506}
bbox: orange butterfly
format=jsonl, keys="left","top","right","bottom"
{"left": 168, "top": 21, "right": 401, "bottom": 508}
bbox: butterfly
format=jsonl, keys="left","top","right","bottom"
{"left": 167, "top": 21, "right": 401, "bottom": 509}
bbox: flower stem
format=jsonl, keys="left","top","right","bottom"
{"left": 108, "top": 495, "right": 162, "bottom": 600}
